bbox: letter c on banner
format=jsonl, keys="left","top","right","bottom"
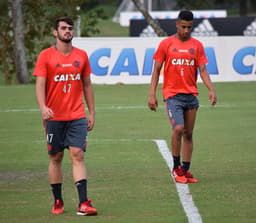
{"left": 233, "top": 47, "right": 255, "bottom": 75}
{"left": 90, "top": 48, "right": 110, "bottom": 76}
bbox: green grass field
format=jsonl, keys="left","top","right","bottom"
{"left": 0, "top": 82, "right": 255, "bottom": 223}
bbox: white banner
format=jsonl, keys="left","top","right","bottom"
{"left": 73, "top": 37, "right": 256, "bottom": 84}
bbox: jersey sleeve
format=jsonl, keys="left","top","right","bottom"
{"left": 153, "top": 38, "right": 168, "bottom": 63}
{"left": 32, "top": 50, "right": 48, "bottom": 77}
{"left": 196, "top": 41, "right": 208, "bottom": 66}
{"left": 81, "top": 51, "right": 92, "bottom": 77}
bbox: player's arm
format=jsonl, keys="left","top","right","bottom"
{"left": 35, "top": 76, "right": 54, "bottom": 120}
{"left": 82, "top": 75, "right": 95, "bottom": 131}
{"left": 199, "top": 64, "right": 217, "bottom": 106}
{"left": 148, "top": 60, "right": 163, "bottom": 111}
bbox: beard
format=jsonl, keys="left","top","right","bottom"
{"left": 57, "top": 33, "right": 73, "bottom": 43}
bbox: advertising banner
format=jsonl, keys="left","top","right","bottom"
{"left": 73, "top": 37, "right": 256, "bottom": 84}
{"left": 130, "top": 17, "right": 256, "bottom": 37}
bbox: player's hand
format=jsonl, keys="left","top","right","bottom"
{"left": 209, "top": 91, "right": 217, "bottom": 106}
{"left": 41, "top": 106, "right": 54, "bottom": 120}
{"left": 148, "top": 96, "right": 158, "bottom": 111}
{"left": 87, "top": 115, "right": 95, "bottom": 131}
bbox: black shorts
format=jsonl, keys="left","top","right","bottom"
{"left": 44, "top": 118, "right": 88, "bottom": 154}
{"left": 165, "top": 94, "right": 199, "bottom": 127}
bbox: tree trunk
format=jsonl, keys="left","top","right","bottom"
{"left": 10, "top": 0, "right": 28, "bottom": 84}
{"left": 131, "top": 0, "right": 167, "bottom": 37}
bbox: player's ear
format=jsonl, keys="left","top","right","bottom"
{"left": 176, "top": 20, "right": 179, "bottom": 29}
{"left": 53, "top": 30, "right": 57, "bottom": 37}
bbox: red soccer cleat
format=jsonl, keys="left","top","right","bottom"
{"left": 185, "top": 171, "right": 198, "bottom": 183}
{"left": 77, "top": 200, "right": 97, "bottom": 216}
{"left": 172, "top": 166, "right": 188, "bottom": 184}
{"left": 51, "top": 200, "right": 64, "bottom": 214}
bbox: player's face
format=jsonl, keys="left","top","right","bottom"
{"left": 55, "top": 21, "right": 74, "bottom": 43}
{"left": 176, "top": 20, "right": 193, "bottom": 41}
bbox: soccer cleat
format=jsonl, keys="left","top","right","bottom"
{"left": 51, "top": 200, "right": 64, "bottom": 214}
{"left": 172, "top": 166, "right": 188, "bottom": 184}
{"left": 77, "top": 200, "right": 97, "bottom": 216}
{"left": 185, "top": 171, "right": 198, "bottom": 183}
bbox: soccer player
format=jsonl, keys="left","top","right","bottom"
{"left": 148, "top": 10, "right": 217, "bottom": 184}
{"left": 33, "top": 17, "right": 97, "bottom": 215}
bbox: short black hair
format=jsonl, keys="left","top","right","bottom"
{"left": 178, "top": 10, "right": 194, "bottom": 21}
{"left": 54, "top": 17, "right": 74, "bottom": 30}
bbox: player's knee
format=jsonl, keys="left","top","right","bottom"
{"left": 70, "top": 147, "right": 84, "bottom": 162}
{"left": 183, "top": 129, "right": 193, "bottom": 141}
{"left": 173, "top": 124, "right": 184, "bottom": 135}
{"left": 49, "top": 152, "right": 64, "bottom": 163}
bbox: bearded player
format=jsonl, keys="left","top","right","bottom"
{"left": 33, "top": 17, "right": 97, "bottom": 215}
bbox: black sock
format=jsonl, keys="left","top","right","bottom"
{"left": 182, "top": 161, "right": 191, "bottom": 172}
{"left": 173, "top": 155, "right": 181, "bottom": 170}
{"left": 75, "top": 179, "right": 88, "bottom": 205}
{"left": 51, "top": 183, "right": 63, "bottom": 202}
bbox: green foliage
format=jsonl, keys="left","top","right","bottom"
{"left": 22, "top": 0, "right": 85, "bottom": 83}
{"left": 0, "top": 0, "right": 109, "bottom": 85}
{"left": 80, "top": 7, "right": 108, "bottom": 36}
{"left": 0, "top": 1, "right": 15, "bottom": 84}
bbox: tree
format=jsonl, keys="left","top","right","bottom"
{"left": 0, "top": 0, "right": 106, "bottom": 85}
{"left": 10, "top": 0, "right": 28, "bottom": 84}
{"left": 131, "top": 0, "right": 167, "bottom": 36}
{"left": 0, "top": 1, "right": 14, "bottom": 84}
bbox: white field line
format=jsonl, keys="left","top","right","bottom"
{"left": 30, "top": 138, "right": 152, "bottom": 144}
{"left": 153, "top": 139, "right": 203, "bottom": 223}
{"left": 0, "top": 108, "right": 39, "bottom": 113}
{"left": 0, "top": 104, "right": 235, "bottom": 113}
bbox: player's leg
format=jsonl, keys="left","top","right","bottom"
{"left": 69, "top": 148, "right": 97, "bottom": 216}
{"left": 49, "top": 152, "right": 64, "bottom": 184}
{"left": 182, "top": 108, "right": 197, "bottom": 163}
{"left": 49, "top": 152, "right": 64, "bottom": 183}
{"left": 171, "top": 124, "right": 189, "bottom": 183}
{"left": 48, "top": 152, "right": 65, "bottom": 213}
{"left": 182, "top": 94, "right": 199, "bottom": 183}
{"left": 67, "top": 118, "right": 88, "bottom": 200}
{"left": 166, "top": 96, "right": 187, "bottom": 183}
{"left": 69, "top": 146, "right": 87, "bottom": 184}
{"left": 166, "top": 96, "right": 185, "bottom": 168}
{"left": 67, "top": 118, "right": 97, "bottom": 216}
{"left": 45, "top": 120, "right": 66, "bottom": 213}
{"left": 46, "top": 120, "right": 65, "bottom": 185}
{"left": 182, "top": 110, "right": 199, "bottom": 183}
{"left": 171, "top": 124, "right": 184, "bottom": 158}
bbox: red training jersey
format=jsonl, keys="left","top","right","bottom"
{"left": 33, "top": 46, "right": 91, "bottom": 121}
{"left": 153, "top": 35, "right": 208, "bottom": 100}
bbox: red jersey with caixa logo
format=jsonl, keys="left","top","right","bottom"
{"left": 33, "top": 46, "right": 91, "bottom": 121}
{"left": 153, "top": 35, "right": 208, "bottom": 100}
